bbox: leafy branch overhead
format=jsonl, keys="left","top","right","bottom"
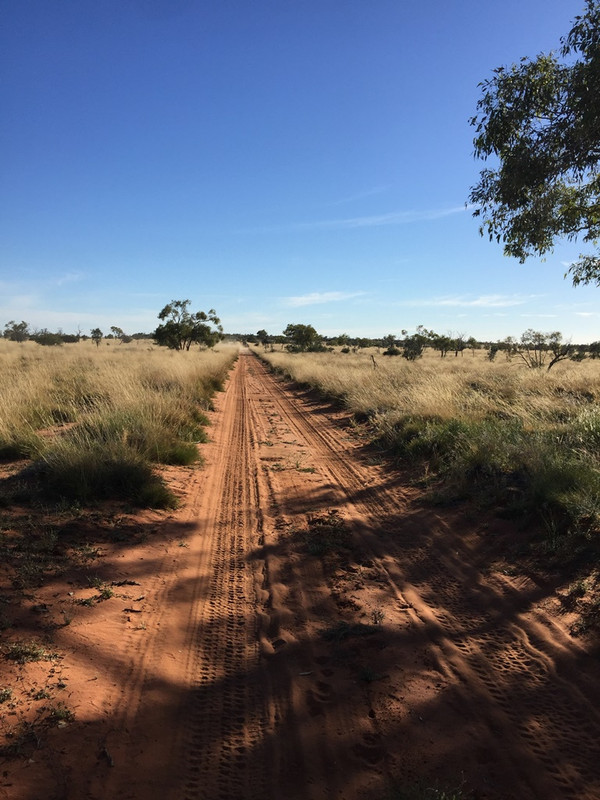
{"left": 469, "top": 0, "right": 600, "bottom": 285}
{"left": 155, "top": 300, "right": 223, "bottom": 351}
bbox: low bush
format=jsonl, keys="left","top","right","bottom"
{"left": 41, "top": 441, "right": 178, "bottom": 508}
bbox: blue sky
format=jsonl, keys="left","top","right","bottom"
{"left": 1, "top": 0, "right": 598, "bottom": 342}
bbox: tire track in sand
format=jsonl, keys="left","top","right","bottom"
{"left": 177, "top": 353, "right": 268, "bottom": 800}
{"left": 176, "top": 352, "right": 391, "bottom": 800}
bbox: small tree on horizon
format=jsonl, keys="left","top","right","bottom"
{"left": 155, "top": 300, "right": 223, "bottom": 351}
{"left": 256, "top": 329, "right": 270, "bottom": 349}
{"left": 514, "top": 329, "right": 574, "bottom": 371}
{"left": 3, "top": 320, "right": 30, "bottom": 342}
{"left": 283, "top": 323, "right": 325, "bottom": 352}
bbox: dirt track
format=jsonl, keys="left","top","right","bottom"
{"left": 4, "top": 350, "right": 600, "bottom": 800}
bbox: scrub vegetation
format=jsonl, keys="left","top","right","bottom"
{"left": 259, "top": 346, "right": 600, "bottom": 575}
{"left": 0, "top": 338, "right": 238, "bottom": 508}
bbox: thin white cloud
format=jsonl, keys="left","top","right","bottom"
{"left": 327, "top": 186, "right": 390, "bottom": 207}
{"left": 282, "top": 291, "right": 366, "bottom": 308}
{"left": 239, "top": 205, "right": 466, "bottom": 234}
{"left": 56, "top": 271, "right": 84, "bottom": 286}
{"left": 575, "top": 311, "right": 598, "bottom": 317}
{"left": 519, "top": 313, "right": 558, "bottom": 318}
{"left": 400, "top": 294, "right": 540, "bottom": 309}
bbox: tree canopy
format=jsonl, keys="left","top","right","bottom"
{"left": 283, "top": 323, "right": 325, "bottom": 352}
{"left": 155, "top": 300, "right": 223, "bottom": 351}
{"left": 501, "top": 329, "right": 574, "bottom": 371}
{"left": 469, "top": 0, "right": 600, "bottom": 285}
{"left": 3, "top": 320, "right": 30, "bottom": 342}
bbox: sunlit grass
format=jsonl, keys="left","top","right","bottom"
{"left": 0, "top": 339, "right": 239, "bottom": 506}
{"left": 260, "top": 346, "right": 600, "bottom": 551}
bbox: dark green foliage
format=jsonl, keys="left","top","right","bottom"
{"left": 48, "top": 705, "right": 75, "bottom": 724}
{"left": 401, "top": 334, "right": 425, "bottom": 361}
{"left": 283, "top": 323, "right": 326, "bottom": 352}
{"left": 29, "top": 329, "right": 64, "bottom": 347}
{"left": 3, "top": 321, "right": 30, "bottom": 342}
{"left": 3, "top": 641, "right": 55, "bottom": 664}
{"left": 401, "top": 326, "right": 433, "bottom": 360}
{"left": 431, "top": 334, "right": 453, "bottom": 358}
{"left": 470, "top": 1, "right": 600, "bottom": 285}
{"left": 513, "top": 329, "right": 574, "bottom": 371}
{"left": 256, "top": 329, "right": 270, "bottom": 349}
{"left": 158, "top": 442, "right": 202, "bottom": 466}
{"left": 381, "top": 334, "right": 399, "bottom": 356}
{"left": 588, "top": 341, "right": 600, "bottom": 358}
{"left": 155, "top": 300, "right": 223, "bottom": 351}
{"left": 65, "top": 411, "right": 202, "bottom": 467}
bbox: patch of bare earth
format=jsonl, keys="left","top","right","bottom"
{"left": 1, "top": 351, "right": 600, "bottom": 800}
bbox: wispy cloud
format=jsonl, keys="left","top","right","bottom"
{"left": 239, "top": 205, "right": 466, "bottom": 234}
{"left": 327, "top": 186, "right": 390, "bottom": 207}
{"left": 56, "top": 271, "right": 84, "bottom": 286}
{"left": 575, "top": 311, "right": 598, "bottom": 317}
{"left": 399, "top": 294, "right": 540, "bottom": 309}
{"left": 519, "top": 313, "right": 557, "bottom": 318}
{"left": 282, "top": 291, "right": 366, "bottom": 307}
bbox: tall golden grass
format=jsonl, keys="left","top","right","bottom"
{"left": 259, "top": 346, "right": 600, "bottom": 553}
{"left": 0, "top": 339, "right": 239, "bottom": 505}
{"left": 260, "top": 346, "right": 600, "bottom": 429}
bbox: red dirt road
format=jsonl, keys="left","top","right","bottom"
{"left": 3, "top": 351, "right": 600, "bottom": 799}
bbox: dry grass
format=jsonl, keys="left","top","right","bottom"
{"left": 260, "top": 346, "right": 600, "bottom": 430}
{"left": 0, "top": 339, "right": 239, "bottom": 505}
{"left": 0, "top": 339, "right": 237, "bottom": 438}
{"left": 260, "top": 347, "right": 600, "bottom": 575}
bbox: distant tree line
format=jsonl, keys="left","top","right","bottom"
{"left": 0, "top": 299, "right": 223, "bottom": 351}
{"left": 241, "top": 323, "right": 600, "bottom": 372}
{"left": 1, "top": 320, "right": 153, "bottom": 347}
{"left": 5, "top": 310, "right": 600, "bottom": 371}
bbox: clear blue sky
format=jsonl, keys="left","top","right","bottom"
{"left": 1, "top": 0, "right": 598, "bottom": 342}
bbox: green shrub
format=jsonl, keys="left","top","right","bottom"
{"left": 383, "top": 411, "right": 600, "bottom": 546}
{"left": 71, "top": 408, "right": 202, "bottom": 467}
{"left": 41, "top": 443, "right": 178, "bottom": 508}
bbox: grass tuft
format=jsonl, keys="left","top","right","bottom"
{"left": 41, "top": 444, "right": 178, "bottom": 508}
